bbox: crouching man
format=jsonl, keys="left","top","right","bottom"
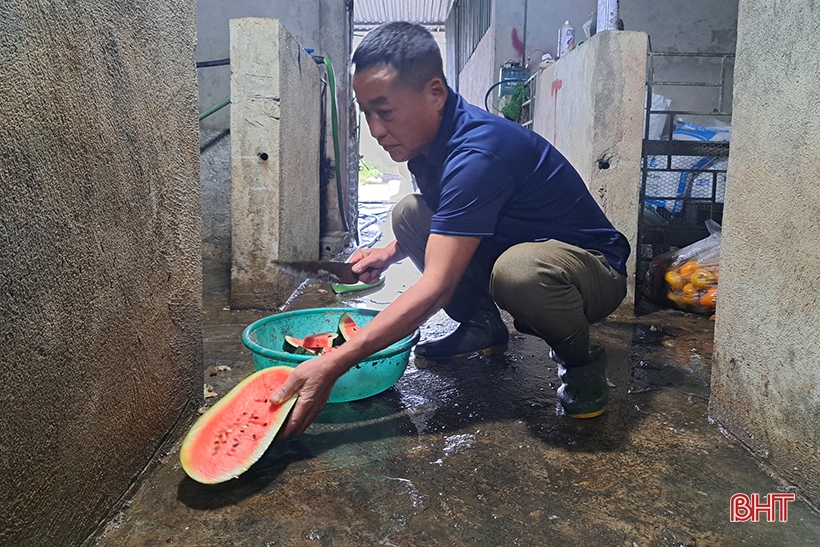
{"left": 271, "top": 22, "right": 629, "bottom": 434}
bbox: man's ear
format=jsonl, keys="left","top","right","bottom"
{"left": 427, "top": 77, "right": 448, "bottom": 112}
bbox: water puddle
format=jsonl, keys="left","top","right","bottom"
{"left": 631, "top": 323, "right": 672, "bottom": 347}
{"left": 442, "top": 433, "right": 477, "bottom": 456}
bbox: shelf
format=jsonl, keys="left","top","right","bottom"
{"left": 642, "top": 139, "right": 730, "bottom": 157}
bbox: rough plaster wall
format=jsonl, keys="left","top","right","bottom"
{"left": 458, "top": 25, "right": 496, "bottom": 108}
{"left": 200, "top": 129, "right": 232, "bottom": 294}
{"left": 709, "top": 0, "right": 820, "bottom": 504}
{"left": 533, "top": 32, "right": 647, "bottom": 312}
{"left": 230, "top": 19, "right": 321, "bottom": 309}
{"left": 0, "top": 1, "right": 202, "bottom": 545}
{"left": 590, "top": 32, "right": 647, "bottom": 312}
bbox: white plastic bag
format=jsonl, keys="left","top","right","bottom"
{"left": 644, "top": 220, "right": 721, "bottom": 314}
{"left": 646, "top": 93, "right": 671, "bottom": 140}
{"left": 672, "top": 118, "right": 731, "bottom": 142}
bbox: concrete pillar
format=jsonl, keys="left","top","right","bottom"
{"left": 0, "top": 0, "right": 202, "bottom": 544}
{"left": 230, "top": 18, "right": 321, "bottom": 309}
{"left": 710, "top": 0, "right": 820, "bottom": 504}
{"left": 533, "top": 31, "right": 648, "bottom": 312}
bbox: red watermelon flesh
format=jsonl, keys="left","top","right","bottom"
{"left": 180, "top": 366, "right": 297, "bottom": 484}
{"left": 283, "top": 335, "right": 317, "bottom": 355}
{"left": 302, "top": 332, "right": 337, "bottom": 351}
{"left": 338, "top": 312, "right": 361, "bottom": 341}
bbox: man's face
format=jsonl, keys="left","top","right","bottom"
{"left": 353, "top": 65, "right": 447, "bottom": 162}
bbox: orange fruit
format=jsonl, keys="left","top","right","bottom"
{"left": 691, "top": 268, "right": 717, "bottom": 290}
{"left": 701, "top": 287, "right": 717, "bottom": 309}
{"left": 681, "top": 283, "right": 700, "bottom": 307}
{"left": 665, "top": 270, "right": 687, "bottom": 291}
{"left": 679, "top": 261, "right": 699, "bottom": 276}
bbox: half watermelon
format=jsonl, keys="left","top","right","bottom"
{"left": 180, "top": 366, "right": 297, "bottom": 484}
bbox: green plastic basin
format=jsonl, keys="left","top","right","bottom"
{"left": 241, "top": 308, "right": 419, "bottom": 403}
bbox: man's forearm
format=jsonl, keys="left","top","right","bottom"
{"left": 389, "top": 238, "right": 409, "bottom": 264}
{"left": 384, "top": 239, "right": 408, "bottom": 266}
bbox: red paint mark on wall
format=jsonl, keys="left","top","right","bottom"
{"left": 551, "top": 79, "right": 563, "bottom": 145}
{"left": 511, "top": 28, "right": 524, "bottom": 59}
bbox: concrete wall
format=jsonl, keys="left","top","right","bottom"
{"left": 0, "top": 1, "right": 202, "bottom": 545}
{"left": 710, "top": 0, "right": 820, "bottom": 504}
{"left": 196, "top": 0, "right": 351, "bottom": 132}
{"left": 533, "top": 31, "right": 648, "bottom": 311}
{"left": 518, "top": 1, "right": 594, "bottom": 64}
{"left": 623, "top": 0, "right": 738, "bottom": 118}
{"left": 455, "top": 0, "right": 738, "bottom": 121}
{"left": 197, "top": 1, "right": 354, "bottom": 295}
{"left": 230, "top": 19, "right": 321, "bottom": 310}
{"left": 457, "top": 25, "right": 497, "bottom": 108}
{"left": 520, "top": 0, "right": 737, "bottom": 60}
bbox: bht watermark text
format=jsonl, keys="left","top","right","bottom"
{"left": 730, "top": 493, "right": 795, "bottom": 522}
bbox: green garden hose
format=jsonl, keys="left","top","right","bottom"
{"left": 323, "top": 57, "right": 349, "bottom": 234}
{"left": 199, "top": 96, "right": 230, "bottom": 121}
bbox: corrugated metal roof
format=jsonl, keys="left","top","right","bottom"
{"left": 353, "top": 0, "right": 454, "bottom": 26}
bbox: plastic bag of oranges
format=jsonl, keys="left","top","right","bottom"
{"left": 643, "top": 220, "right": 721, "bottom": 314}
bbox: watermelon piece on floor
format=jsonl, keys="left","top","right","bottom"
{"left": 180, "top": 366, "right": 297, "bottom": 484}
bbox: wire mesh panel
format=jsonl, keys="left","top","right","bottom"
{"left": 637, "top": 51, "right": 734, "bottom": 284}
{"left": 519, "top": 74, "right": 535, "bottom": 129}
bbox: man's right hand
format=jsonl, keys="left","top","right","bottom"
{"left": 349, "top": 240, "right": 406, "bottom": 284}
{"left": 269, "top": 353, "right": 344, "bottom": 438}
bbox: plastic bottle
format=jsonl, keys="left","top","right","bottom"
{"left": 597, "top": 0, "right": 620, "bottom": 32}
{"left": 557, "top": 21, "right": 575, "bottom": 59}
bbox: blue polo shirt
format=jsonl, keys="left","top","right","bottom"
{"left": 407, "top": 89, "right": 630, "bottom": 275}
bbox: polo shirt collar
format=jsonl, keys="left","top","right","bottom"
{"left": 411, "top": 87, "right": 458, "bottom": 168}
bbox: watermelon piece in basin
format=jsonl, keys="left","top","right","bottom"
{"left": 302, "top": 332, "right": 338, "bottom": 351}
{"left": 338, "top": 312, "right": 361, "bottom": 341}
{"left": 283, "top": 335, "right": 318, "bottom": 355}
{"left": 180, "top": 366, "right": 297, "bottom": 484}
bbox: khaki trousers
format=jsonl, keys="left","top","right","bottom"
{"left": 392, "top": 194, "right": 627, "bottom": 344}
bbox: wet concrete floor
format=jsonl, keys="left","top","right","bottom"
{"left": 95, "top": 251, "right": 820, "bottom": 546}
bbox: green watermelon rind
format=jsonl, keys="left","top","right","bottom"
{"left": 180, "top": 366, "right": 297, "bottom": 484}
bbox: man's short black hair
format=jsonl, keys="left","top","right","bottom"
{"left": 353, "top": 22, "right": 446, "bottom": 91}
